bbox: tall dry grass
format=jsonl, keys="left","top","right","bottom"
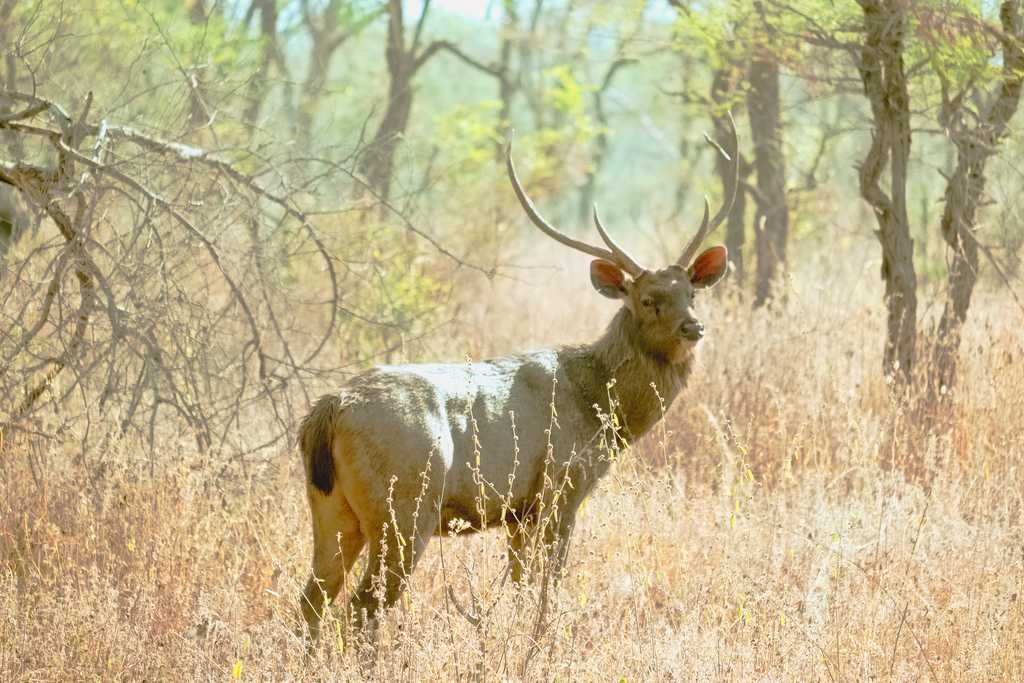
{"left": 2, "top": 248, "right": 1023, "bottom": 681}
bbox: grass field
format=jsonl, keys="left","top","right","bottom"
{"left": 2, "top": 255, "right": 1022, "bottom": 681}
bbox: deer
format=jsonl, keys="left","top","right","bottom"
{"left": 298, "top": 122, "right": 738, "bottom": 641}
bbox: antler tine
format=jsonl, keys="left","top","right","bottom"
{"left": 691, "top": 196, "right": 712, "bottom": 250}
{"left": 678, "top": 112, "right": 740, "bottom": 268}
{"left": 506, "top": 142, "right": 618, "bottom": 264}
{"left": 592, "top": 205, "right": 646, "bottom": 277}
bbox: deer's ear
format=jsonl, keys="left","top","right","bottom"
{"left": 590, "top": 259, "right": 629, "bottom": 299}
{"left": 688, "top": 246, "right": 728, "bottom": 289}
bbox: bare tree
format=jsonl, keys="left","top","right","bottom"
{"left": 496, "top": 0, "right": 520, "bottom": 147}
{"left": 184, "top": 0, "right": 214, "bottom": 130}
{"left": 711, "top": 62, "right": 753, "bottom": 284}
{"left": 575, "top": 7, "right": 651, "bottom": 224}
{"left": 855, "top": 0, "right": 917, "bottom": 383}
{"left": 930, "top": 0, "right": 1024, "bottom": 395}
{"left": 0, "top": 88, "right": 477, "bottom": 458}
{"left": 0, "top": 184, "right": 27, "bottom": 261}
{"left": 296, "top": 0, "right": 385, "bottom": 142}
{"left": 667, "top": 1, "right": 765, "bottom": 289}
{"left": 577, "top": 56, "right": 637, "bottom": 224}
{"left": 359, "top": 0, "right": 508, "bottom": 201}
{"left": 244, "top": 0, "right": 293, "bottom": 128}
{"left": 746, "top": 1, "right": 790, "bottom": 306}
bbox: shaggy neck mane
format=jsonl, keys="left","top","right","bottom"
{"left": 581, "top": 307, "right": 695, "bottom": 439}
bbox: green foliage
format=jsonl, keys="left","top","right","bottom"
{"left": 13, "top": 0, "right": 255, "bottom": 140}
{"left": 670, "top": 0, "right": 736, "bottom": 70}
{"left": 335, "top": 0, "right": 388, "bottom": 35}
{"left": 543, "top": 65, "right": 592, "bottom": 122}
{"left": 911, "top": 3, "right": 1006, "bottom": 107}
{"left": 538, "top": 64, "right": 599, "bottom": 158}
{"left": 3, "top": 0, "right": 1022, "bottom": 310}
{"left": 348, "top": 228, "right": 448, "bottom": 357}
{"left": 434, "top": 100, "right": 504, "bottom": 172}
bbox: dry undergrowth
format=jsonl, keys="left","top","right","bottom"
{"left": 2, "top": 258, "right": 1023, "bottom": 681}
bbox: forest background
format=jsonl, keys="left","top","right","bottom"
{"left": 1, "top": 0, "right": 1022, "bottom": 679}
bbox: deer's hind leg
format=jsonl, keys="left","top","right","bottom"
{"left": 300, "top": 486, "right": 366, "bottom": 642}
{"left": 348, "top": 499, "right": 438, "bottom": 633}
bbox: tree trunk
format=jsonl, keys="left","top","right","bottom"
{"left": 0, "top": 0, "right": 24, "bottom": 159}
{"left": 710, "top": 65, "right": 750, "bottom": 284}
{"left": 517, "top": 0, "right": 546, "bottom": 132}
{"left": 244, "top": 0, "right": 292, "bottom": 129}
{"left": 856, "top": 0, "right": 917, "bottom": 384}
{"left": 746, "top": 54, "right": 788, "bottom": 306}
{"left": 297, "top": 37, "right": 334, "bottom": 141}
{"left": 578, "top": 58, "right": 635, "bottom": 224}
{"left": 359, "top": 1, "right": 510, "bottom": 201}
{"left": 362, "top": 70, "right": 413, "bottom": 202}
{"left": 931, "top": 0, "right": 1024, "bottom": 394}
{"left": 186, "top": 0, "right": 212, "bottom": 130}
{"left": 577, "top": 99, "right": 608, "bottom": 225}
{"left": 360, "top": 0, "right": 414, "bottom": 202}
{"left": 496, "top": 0, "right": 518, "bottom": 153}
{"left": 0, "top": 185, "right": 27, "bottom": 263}
{"left": 296, "top": 0, "right": 383, "bottom": 144}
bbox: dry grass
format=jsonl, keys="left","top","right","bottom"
{"left": 2, "top": 251, "right": 1023, "bottom": 681}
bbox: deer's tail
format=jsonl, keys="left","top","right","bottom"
{"left": 299, "top": 394, "right": 345, "bottom": 495}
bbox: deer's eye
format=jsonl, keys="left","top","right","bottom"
{"left": 641, "top": 297, "right": 654, "bottom": 308}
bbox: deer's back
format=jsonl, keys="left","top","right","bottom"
{"left": 333, "top": 349, "right": 592, "bottom": 530}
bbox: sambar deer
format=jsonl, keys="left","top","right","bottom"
{"left": 299, "top": 125, "right": 737, "bottom": 640}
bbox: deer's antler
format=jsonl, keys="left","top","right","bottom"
{"left": 677, "top": 112, "right": 739, "bottom": 268}
{"left": 507, "top": 143, "right": 647, "bottom": 278}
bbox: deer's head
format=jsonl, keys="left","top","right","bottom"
{"left": 507, "top": 120, "right": 737, "bottom": 363}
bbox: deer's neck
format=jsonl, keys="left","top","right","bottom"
{"left": 571, "top": 308, "right": 695, "bottom": 440}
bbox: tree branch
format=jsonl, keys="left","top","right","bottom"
{"left": 409, "top": 0, "right": 433, "bottom": 57}
{"left": 414, "top": 40, "right": 506, "bottom": 80}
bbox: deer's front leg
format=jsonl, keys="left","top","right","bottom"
{"left": 505, "top": 508, "right": 577, "bottom": 587}
{"left": 541, "top": 507, "right": 577, "bottom": 581}
{"left": 508, "top": 505, "right": 576, "bottom": 629}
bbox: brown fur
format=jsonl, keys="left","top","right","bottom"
{"left": 564, "top": 306, "right": 695, "bottom": 439}
{"left": 299, "top": 396, "right": 339, "bottom": 494}
{"left": 296, "top": 255, "right": 726, "bottom": 642}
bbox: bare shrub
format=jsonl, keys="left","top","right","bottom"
{"left": 2, "top": 262, "right": 1022, "bottom": 679}
{"left": 0, "top": 90, "right": 468, "bottom": 464}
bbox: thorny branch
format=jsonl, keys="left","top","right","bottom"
{"left": 0, "top": 89, "right": 478, "bottom": 457}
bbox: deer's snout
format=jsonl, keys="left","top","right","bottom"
{"left": 679, "top": 320, "right": 704, "bottom": 341}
